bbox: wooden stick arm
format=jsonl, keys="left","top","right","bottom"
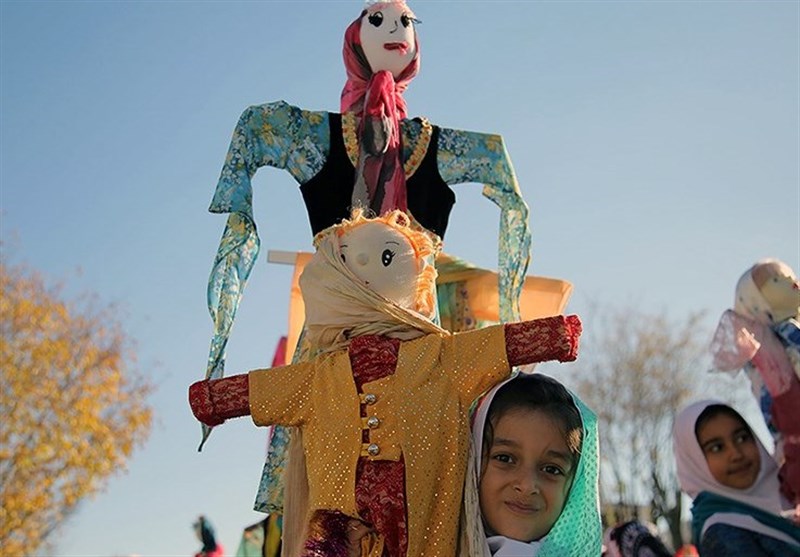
{"left": 189, "top": 374, "right": 250, "bottom": 426}
{"left": 504, "top": 314, "right": 582, "bottom": 366}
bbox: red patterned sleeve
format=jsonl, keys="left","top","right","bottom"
{"left": 189, "top": 374, "right": 250, "bottom": 426}
{"left": 504, "top": 315, "right": 582, "bottom": 366}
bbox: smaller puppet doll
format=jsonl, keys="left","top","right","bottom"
{"left": 190, "top": 210, "right": 581, "bottom": 557}
{"left": 711, "top": 258, "right": 800, "bottom": 506}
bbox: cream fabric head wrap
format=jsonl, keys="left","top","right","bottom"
{"left": 300, "top": 210, "right": 447, "bottom": 352}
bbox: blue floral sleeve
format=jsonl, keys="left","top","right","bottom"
{"left": 436, "top": 128, "right": 531, "bottom": 323}
{"left": 201, "top": 101, "right": 329, "bottom": 448}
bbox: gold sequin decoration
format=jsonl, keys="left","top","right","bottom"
{"left": 342, "top": 111, "right": 433, "bottom": 179}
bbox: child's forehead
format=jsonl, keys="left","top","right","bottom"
{"left": 695, "top": 411, "right": 748, "bottom": 440}
{"left": 700, "top": 411, "right": 745, "bottom": 428}
{"left": 494, "top": 400, "right": 573, "bottom": 424}
{"left": 492, "top": 407, "right": 567, "bottom": 437}
{"left": 489, "top": 411, "right": 575, "bottom": 463}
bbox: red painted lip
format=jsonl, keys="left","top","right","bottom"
{"left": 383, "top": 42, "right": 409, "bottom": 54}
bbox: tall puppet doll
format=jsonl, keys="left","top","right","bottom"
{"left": 202, "top": 2, "right": 536, "bottom": 549}
{"left": 710, "top": 258, "right": 800, "bottom": 506}
{"left": 191, "top": 210, "right": 581, "bottom": 557}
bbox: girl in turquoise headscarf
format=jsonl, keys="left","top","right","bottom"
{"left": 460, "top": 373, "right": 602, "bottom": 557}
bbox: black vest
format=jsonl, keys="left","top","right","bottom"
{"left": 300, "top": 113, "right": 455, "bottom": 238}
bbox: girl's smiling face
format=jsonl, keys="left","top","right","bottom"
{"left": 479, "top": 409, "right": 575, "bottom": 542}
{"left": 359, "top": 3, "right": 417, "bottom": 77}
{"left": 696, "top": 412, "right": 761, "bottom": 490}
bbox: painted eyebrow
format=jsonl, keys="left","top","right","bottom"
{"left": 384, "top": 240, "right": 400, "bottom": 246}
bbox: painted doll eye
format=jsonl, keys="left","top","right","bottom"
{"left": 400, "top": 14, "right": 420, "bottom": 28}
{"left": 382, "top": 249, "right": 395, "bottom": 267}
{"left": 368, "top": 12, "right": 383, "bottom": 27}
{"left": 340, "top": 253, "right": 346, "bottom": 263}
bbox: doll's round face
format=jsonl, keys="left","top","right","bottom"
{"left": 339, "top": 221, "right": 420, "bottom": 309}
{"left": 753, "top": 261, "right": 800, "bottom": 322}
{"left": 359, "top": 3, "right": 417, "bottom": 78}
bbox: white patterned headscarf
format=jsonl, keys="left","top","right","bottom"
{"left": 672, "top": 399, "right": 796, "bottom": 543}
{"left": 673, "top": 400, "right": 783, "bottom": 508}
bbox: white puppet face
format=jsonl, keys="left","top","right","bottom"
{"left": 339, "top": 220, "right": 420, "bottom": 309}
{"left": 359, "top": 3, "right": 417, "bottom": 78}
{"left": 753, "top": 260, "right": 800, "bottom": 322}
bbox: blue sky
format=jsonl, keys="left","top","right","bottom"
{"left": 1, "top": 1, "right": 798, "bottom": 555}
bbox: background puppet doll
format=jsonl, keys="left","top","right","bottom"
{"left": 190, "top": 210, "right": 581, "bottom": 557}
{"left": 710, "top": 258, "right": 800, "bottom": 506}
{"left": 202, "top": 1, "right": 536, "bottom": 548}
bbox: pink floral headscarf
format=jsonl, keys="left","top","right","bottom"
{"left": 341, "top": 3, "right": 421, "bottom": 217}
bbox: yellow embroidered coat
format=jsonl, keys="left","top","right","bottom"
{"left": 248, "top": 325, "right": 510, "bottom": 557}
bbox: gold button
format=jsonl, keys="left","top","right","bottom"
{"left": 367, "top": 416, "right": 380, "bottom": 429}
{"left": 364, "top": 394, "right": 377, "bottom": 405}
{"left": 367, "top": 443, "right": 380, "bottom": 456}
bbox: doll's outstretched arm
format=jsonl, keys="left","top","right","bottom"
{"left": 189, "top": 374, "right": 250, "bottom": 427}
{"left": 451, "top": 315, "right": 582, "bottom": 402}
{"left": 190, "top": 361, "right": 315, "bottom": 428}
{"left": 504, "top": 315, "right": 582, "bottom": 366}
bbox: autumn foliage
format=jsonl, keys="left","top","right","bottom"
{"left": 0, "top": 260, "right": 153, "bottom": 555}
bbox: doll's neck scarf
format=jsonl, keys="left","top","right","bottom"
{"left": 300, "top": 229, "right": 445, "bottom": 352}
{"left": 673, "top": 400, "right": 796, "bottom": 544}
{"left": 341, "top": 14, "right": 420, "bottom": 217}
{"left": 710, "top": 309, "right": 797, "bottom": 397}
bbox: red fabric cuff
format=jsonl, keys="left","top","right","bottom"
{"left": 504, "top": 314, "right": 583, "bottom": 366}
{"left": 189, "top": 380, "right": 225, "bottom": 427}
{"left": 188, "top": 374, "right": 251, "bottom": 426}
